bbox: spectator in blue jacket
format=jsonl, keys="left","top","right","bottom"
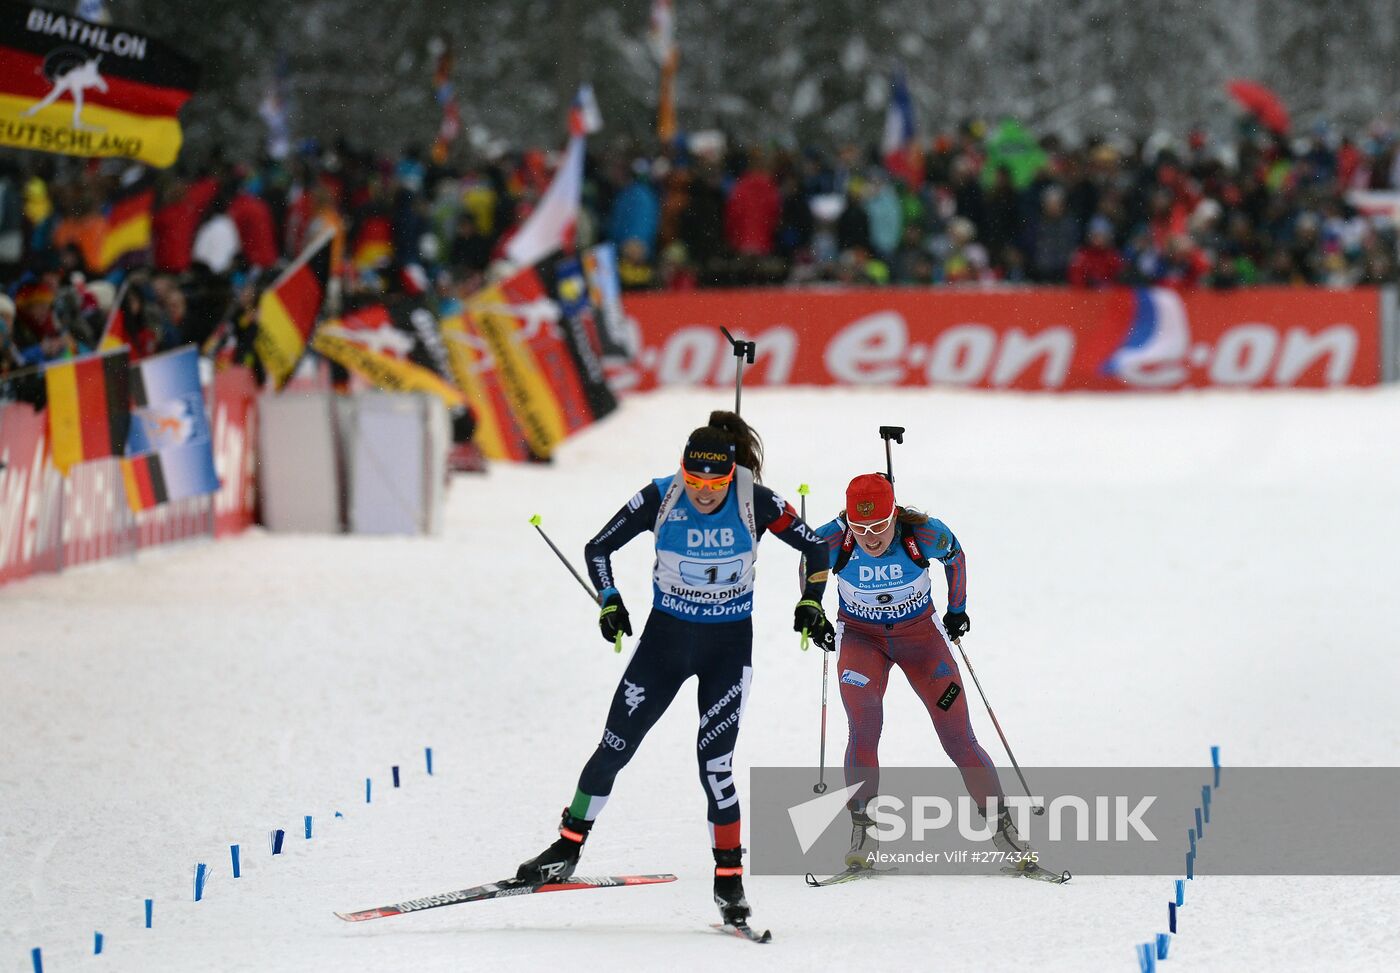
{"left": 608, "top": 159, "right": 660, "bottom": 259}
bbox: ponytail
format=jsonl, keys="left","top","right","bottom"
{"left": 896, "top": 505, "right": 930, "bottom": 526}
{"left": 706, "top": 410, "right": 763, "bottom": 482}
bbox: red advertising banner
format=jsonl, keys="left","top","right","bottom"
{"left": 0, "top": 365, "right": 256, "bottom": 588}
{"left": 610, "top": 287, "right": 1382, "bottom": 392}
{"left": 211, "top": 366, "right": 259, "bottom": 537}
{"left": 62, "top": 457, "right": 136, "bottom": 569}
{"left": 0, "top": 402, "right": 62, "bottom": 585}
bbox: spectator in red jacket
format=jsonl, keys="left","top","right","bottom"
{"left": 724, "top": 152, "right": 781, "bottom": 256}
{"left": 1068, "top": 216, "right": 1125, "bottom": 288}
{"left": 152, "top": 176, "right": 218, "bottom": 273}
{"left": 228, "top": 183, "right": 278, "bottom": 269}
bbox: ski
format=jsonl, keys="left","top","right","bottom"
{"left": 805, "top": 866, "right": 897, "bottom": 887}
{"left": 713, "top": 921, "right": 773, "bottom": 943}
{"left": 335, "top": 873, "right": 677, "bottom": 922}
{"left": 999, "top": 861, "right": 1072, "bottom": 885}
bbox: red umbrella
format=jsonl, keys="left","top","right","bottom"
{"left": 1226, "top": 80, "right": 1290, "bottom": 135}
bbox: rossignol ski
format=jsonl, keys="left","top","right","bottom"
{"left": 334, "top": 873, "right": 676, "bottom": 922}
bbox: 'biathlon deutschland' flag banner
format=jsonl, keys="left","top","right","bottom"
{"left": 309, "top": 303, "right": 467, "bottom": 412}
{"left": 465, "top": 264, "right": 616, "bottom": 459}
{"left": 442, "top": 311, "right": 533, "bottom": 462}
{"left": 0, "top": 2, "right": 199, "bottom": 167}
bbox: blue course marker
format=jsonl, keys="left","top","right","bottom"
{"left": 1175, "top": 878, "right": 1185, "bottom": 906}
{"left": 95, "top": 932, "right": 104, "bottom": 955}
{"left": 231, "top": 844, "right": 241, "bottom": 878}
{"left": 195, "top": 863, "right": 208, "bottom": 902}
{"left": 1187, "top": 851, "right": 1195, "bottom": 880}
{"left": 392, "top": 765, "right": 401, "bottom": 788}
{"left": 366, "top": 778, "right": 372, "bottom": 804}
{"left": 1137, "top": 942, "right": 1155, "bottom": 972}
{"left": 1169, "top": 900, "right": 1178, "bottom": 933}
{"left": 31, "top": 947, "right": 42, "bottom": 973}
{"left": 271, "top": 829, "right": 285, "bottom": 855}
{"left": 1189, "top": 828, "right": 1196, "bottom": 856}
{"left": 305, "top": 815, "right": 313, "bottom": 840}
{"left": 1195, "top": 806, "right": 1204, "bottom": 838}
{"left": 1157, "top": 933, "right": 1170, "bottom": 960}
{"left": 145, "top": 898, "right": 153, "bottom": 928}
{"left": 1211, "top": 746, "right": 1221, "bottom": 788}
{"left": 426, "top": 747, "right": 433, "bottom": 776}
{"left": 1202, "top": 786, "right": 1211, "bottom": 823}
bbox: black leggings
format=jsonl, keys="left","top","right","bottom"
{"left": 576, "top": 609, "right": 753, "bottom": 830}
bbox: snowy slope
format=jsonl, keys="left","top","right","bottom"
{"left": 3, "top": 387, "right": 1398, "bottom": 971}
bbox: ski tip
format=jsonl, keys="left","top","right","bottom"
{"left": 713, "top": 922, "right": 772, "bottom": 943}
{"left": 335, "top": 909, "right": 390, "bottom": 922}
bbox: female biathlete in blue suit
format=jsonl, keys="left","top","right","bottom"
{"left": 813, "top": 473, "right": 1033, "bottom": 870}
{"left": 516, "top": 411, "right": 835, "bottom": 926}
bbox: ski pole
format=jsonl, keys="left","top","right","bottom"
{"left": 719, "top": 327, "right": 756, "bottom": 415}
{"left": 529, "top": 514, "right": 623, "bottom": 653}
{"left": 952, "top": 638, "right": 1044, "bottom": 815}
{"left": 797, "top": 483, "right": 830, "bottom": 795}
{"left": 878, "top": 425, "right": 905, "bottom": 483}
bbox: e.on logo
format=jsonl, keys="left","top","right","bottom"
{"left": 1203, "top": 323, "right": 1357, "bottom": 387}
{"left": 824, "top": 312, "right": 1075, "bottom": 388}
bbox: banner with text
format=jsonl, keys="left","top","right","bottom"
{"left": 609, "top": 287, "right": 1382, "bottom": 392}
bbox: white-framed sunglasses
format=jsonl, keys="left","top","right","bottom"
{"left": 848, "top": 511, "right": 896, "bottom": 536}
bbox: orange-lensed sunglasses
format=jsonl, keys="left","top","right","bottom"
{"left": 681, "top": 464, "right": 735, "bottom": 491}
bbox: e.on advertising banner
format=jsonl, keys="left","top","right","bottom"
{"left": 610, "top": 287, "right": 1382, "bottom": 392}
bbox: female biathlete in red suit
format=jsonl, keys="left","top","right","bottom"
{"left": 812, "top": 473, "right": 1030, "bottom": 869}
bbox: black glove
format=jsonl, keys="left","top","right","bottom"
{"left": 599, "top": 589, "right": 632, "bottom": 643}
{"left": 943, "top": 610, "right": 971, "bottom": 641}
{"left": 795, "top": 599, "right": 837, "bottom": 652}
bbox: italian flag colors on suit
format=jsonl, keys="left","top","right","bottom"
{"left": 254, "top": 228, "right": 334, "bottom": 388}
{"left": 43, "top": 347, "right": 130, "bottom": 474}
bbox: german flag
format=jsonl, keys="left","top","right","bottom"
{"left": 120, "top": 450, "right": 168, "bottom": 511}
{"left": 254, "top": 229, "right": 334, "bottom": 388}
{"left": 351, "top": 214, "right": 393, "bottom": 271}
{"left": 98, "top": 301, "right": 129, "bottom": 353}
{"left": 98, "top": 171, "right": 154, "bottom": 270}
{"left": 43, "top": 347, "right": 130, "bottom": 474}
{"left": 0, "top": 3, "right": 199, "bottom": 168}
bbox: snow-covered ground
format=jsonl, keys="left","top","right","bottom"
{"left": 4, "top": 387, "right": 1398, "bottom": 971}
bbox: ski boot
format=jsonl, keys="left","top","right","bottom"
{"left": 844, "top": 808, "right": 879, "bottom": 870}
{"left": 515, "top": 809, "right": 592, "bottom": 884}
{"left": 990, "top": 807, "right": 1030, "bottom": 857}
{"left": 712, "top": 847, "right": 751, "bottom": 925}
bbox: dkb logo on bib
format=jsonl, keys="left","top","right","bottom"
{"left": 859, "top": 564, "right": 904, "bottom": 581}
{"left": 687, "top": 528, "right": 736, "bottom": 547}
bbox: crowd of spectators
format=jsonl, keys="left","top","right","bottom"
{"left": 4, "top": 116, "right": 1400, "bottom": 376}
